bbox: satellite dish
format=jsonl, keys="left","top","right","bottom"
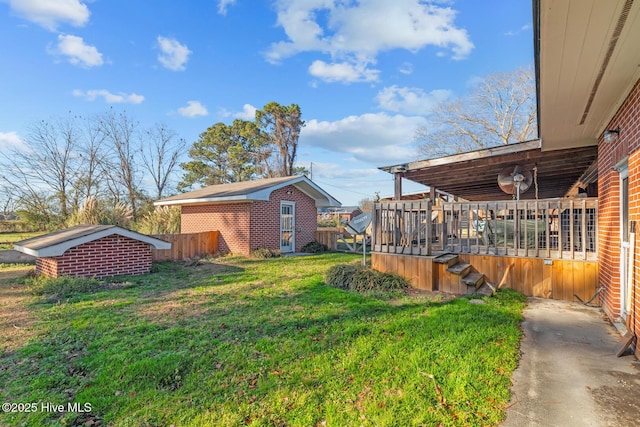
{"left": 346, "top": 212, "right": 371, "bottom": 235}
{"left": 498, "top": 165, "right": 533, "bottom": 200}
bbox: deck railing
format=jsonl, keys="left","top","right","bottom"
{"left": 372, "top": 198, "right": 597, "bottom": 261}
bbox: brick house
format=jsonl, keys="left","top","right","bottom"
{"left": 536, "top": 0, "right": 640, "bottom": 355}
{"left": 13, "top": 225, "right": 171, "bottom": 278}
{"left": 367, "top": 0, "right": 640, "bottom": 358}
{"left": 155, "top": 176, "right": 341, "bottom": 255}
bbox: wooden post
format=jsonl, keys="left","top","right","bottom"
{"left": 426, "top": 201, "right": 432, "bottom": 256}
{"left": 394, "top": 172, "right": 403, "bottom": 201}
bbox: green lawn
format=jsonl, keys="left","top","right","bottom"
{"left": 0, "top": 232, "right": 43, "bottom": 250}
{"left": 0, "top": 253, "right": 525, "bottom": 426}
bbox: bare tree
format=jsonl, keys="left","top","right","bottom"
{"left": 0, "top": 160, "right": 58, "bottom": 229}
{"left": 1, "top": 116, "right": 82, "bottom": 219}
{"left": 358, "top": 197, "right": 374, "bottom": 213}
{"left": 0, "top": 183, "right": 17, "bottom": 218}
{"left": 75, "top": 115, "right": 109, "bottom": 204}
{"left": 0, "top": 111, "right": 184, "bottom": 228}
{"left": 98, "top": 110, "right": 144, "bottom": 220}
{"left": 415, "top": 67, "right": 537, "bottom": 158}
{"left": 141, "top": 123, "right": 186, "bottom": 198}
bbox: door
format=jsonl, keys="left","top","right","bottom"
{"left": 620, "top": 167, "right": 630, "bottom": 319}
{"left": 280, "top": 202, "right": 295, "bottom": 253}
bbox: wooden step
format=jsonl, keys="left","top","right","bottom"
{"left": 434, "top": 253, "right": 458, "bottom": 266}
{"left": 474, "top": 282, "right": 494, "bottom": 297}
{"left": 462, "top": 272, "right": 485, "bottom": 288}
{"left": 447, "top": 262, "right": 471, "bottom": 276}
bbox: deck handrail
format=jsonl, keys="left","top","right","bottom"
{"left": 372, "top": 197, "right": 597, "bottom": 261}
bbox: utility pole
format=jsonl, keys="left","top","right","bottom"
{"left": 310, "top": 162, "right": 313, "bottom": 181}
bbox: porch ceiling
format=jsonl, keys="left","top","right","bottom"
{"left": 536, "top": 0, "right": 640, "bottom": 150}
{"left": 379, "top": 140, "right": 597, "bottom": 201}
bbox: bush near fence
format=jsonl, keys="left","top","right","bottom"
{"left": 0, "top": 220, "right": 32, "bottom": 233}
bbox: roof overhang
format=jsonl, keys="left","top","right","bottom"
{"left": 380, "top": 140, "right": 597, "bottom": 201}
{"left": 535, "top": 0, "right": 640, "bottom": 150}
{"left": 14, "top": 225, "right": 171, "bottom": 258}
{"left": 156, "top": 197, "right": 254, "bottom": 207}
{"left": 155, "top": 176, "right": 341, "bottom": 208}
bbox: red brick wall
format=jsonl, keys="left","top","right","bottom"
{"left": 35, "top": 235, "right": 153, "bottom": 278}
{"left": 598, "top": 78, "right": 640, "bottom": 352}
{"left": 36, "top": 257, "right": 58, "bottom": 277}
{"left": 180, "top": 203, "right": 251, "bottom": 254}
{"left": 250, "top": 185, "right": 318, "bottom": 253}
{"left": 179, "top": 184, "right": 319, "bottom": 255}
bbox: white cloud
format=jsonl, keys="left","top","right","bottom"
{"left": 266, "top": 0, "right": 474, "bottom": 78}
{"left": 218, "top": 0, "right": 236, "bottom": 15}
{"left": 376, "top": 86, "right": 451, "bottom": 115}
{"left": 0, "top": 131, "right": 29, "bottom": 152}
{"left": 310, "top": 161, "right": 379, "bottom": 181}
{"left": 2, "top": 0, "right": 90, "bottom": 31}
{"left": 219, "top": 103, "right": 257, "bottom": 120}
{"left": 309, "top": 60, "right": 379, "bottom": 84}
{"left": 301, "top": 112, "right": 426, "bottom": 164}
{"left": 73, "top": 89, "right": 144, "bottom": 104}
{"left": 235, "top": 104, "right": 256, "bottom": 120}
{"left": 49, "top": 34, "right": 103, "bottom": 68}
{"left": 398, "top": 62, "right": 414, "bottom": 75}
{"left": 157, "top": 36, "right": 191, "bottom": 71}
{"left": 465, "top": 75, "right": 483, "bottom": 88}
{"left": 505, "top": 23, "right": 533, "bottom": 36}
{"left": 178, "top": 101, "right": 209, "bottom": 118}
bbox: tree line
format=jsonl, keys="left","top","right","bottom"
{"left": 0, "top": 102, "right": 304, "bottom": 231}
{"left": 0, "top": 67, "right": 536, "bottom": 232}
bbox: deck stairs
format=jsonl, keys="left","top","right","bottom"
{"left": 433, "top": 253, "right": 493, "bottom": 296}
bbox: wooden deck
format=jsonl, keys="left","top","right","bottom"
{"left": 372, "top": 198, "right": 597, "bottom": 261}
{"left": 371, "top": 197, "right": 600, "bottom": 303}
{"left": 372, "top": 252, "right": 599, "bottom": 303}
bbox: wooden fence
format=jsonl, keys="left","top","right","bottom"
{"left": 316, "top": 228, "right": 342, "bottom": 251}
{"left": 152, "top": 230, "right": 219, "bottom": 261}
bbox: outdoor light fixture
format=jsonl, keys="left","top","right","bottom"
{"left": 603, "top": 126, "right": 620, "bottom": 143}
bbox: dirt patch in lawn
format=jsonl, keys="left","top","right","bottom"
{"left": 137, "top": 293, "right": 211, "bottom": 324}
{"left": 387, "top": 287, "right": 457, "bottom": 306}
{"left": 0, "top": 266, "right": 37, "bottom": 353}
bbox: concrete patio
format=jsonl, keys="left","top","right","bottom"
{"left": 503, "top": 298, "right": 640, "bottom": 426}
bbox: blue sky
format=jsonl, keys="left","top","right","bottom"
{"left": 0, "top": 0, "right": 533, "bottom": 206}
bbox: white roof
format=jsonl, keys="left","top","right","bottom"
{"left": 13, "top": 225, "right": 171, "bottom": 257}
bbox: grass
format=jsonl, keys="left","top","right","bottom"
{"left": 0, "top": 232, "right": 44, "bottom": 250}
{"left": 0, "top": 253, "right": 526, "bottom": 426}
{"left": 0, "top": 263, "right": 31, "bottom": 269}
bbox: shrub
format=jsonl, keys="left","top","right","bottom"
{"left": 66, "top": 197, "right": 133, "bottom": 228}
{"left": 325, "top": 263, "right": 408, "bottom": 297}
{"left": 301, "top": 241, "right": 328, "bottom": 253}
{"left": 318, "top": 218, "right": 341, "bottom": 228}
{"left": 0, "top": 220, "right": 32, "bottom": 233}
{"left": 26, "top": 275, "right": 103, "bottom": 297}
{"left": 136, "top": 206, "right": 181, "bottom": 235}
{"left": 250, "top": 247, "right": 282, "bottom": 259}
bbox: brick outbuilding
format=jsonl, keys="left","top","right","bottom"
{"left": 155, "top": 176, "right": 341, "bottom": 255}
{"left": 13, "top": 225, "right": 171, "bottom": 278}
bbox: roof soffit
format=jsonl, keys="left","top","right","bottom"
{"left": 537, "top": 0, "right": 640, "bottom": 149}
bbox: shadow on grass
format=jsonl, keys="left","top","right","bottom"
{"left": 0, "top": 254, "right": 525, "bottom": 426}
